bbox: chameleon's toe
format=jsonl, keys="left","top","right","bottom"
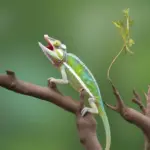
{"left": 47, "top": 77, "right": 56, "bottom": 88}
{"left": 81, "top": 107, "right": 90, "bottom": 116}
{"left": 47, "top": 77, "right": 55, "bottom": 82}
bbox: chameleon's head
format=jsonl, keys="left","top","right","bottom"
{"left": 38, "top": 34, "right": 67, "bottom": 66}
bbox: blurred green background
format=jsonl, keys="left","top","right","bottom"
{"left": 0, "top": 0, "right": 150, "bottom": 149}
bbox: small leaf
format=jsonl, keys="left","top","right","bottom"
{"left": 112, "top": 21, "right": 121, "bottom": 28}
{"left": 123, "top": 8, "right": 129, "bottom": 17}
{"left": 128, "top": 38, "right": 135, "bottom": 47}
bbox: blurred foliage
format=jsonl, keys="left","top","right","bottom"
{"left": 113, "top": 8, "right": 135, "bottom": 53}
{"left": 107, "top": 8, "right": 135, "bottom": 81}
{"left": 0, "top": 0, "right": 150, "bottom": 150}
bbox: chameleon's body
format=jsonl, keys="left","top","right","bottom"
{"left": 66, "top": 54, "right": 100, "bottom": 97}
{"left": 38, "top": 35, "right": 111, "bottom": 150}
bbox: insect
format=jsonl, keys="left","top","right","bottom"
{"left": 38, "top": 34, "right": 111, "bottom": 150}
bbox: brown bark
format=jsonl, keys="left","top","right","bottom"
{"left": 0, "top": 70, "right": 101, "bottom": 150}
{"left": 1, "top": 70, "right": 150, "bottom": 150}
{"left": 106, "top": 83, "right": 150, "bottom": 150}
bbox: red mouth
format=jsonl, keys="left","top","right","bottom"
{"left": 46, "top": 42, "right": 54, "bottom": 51}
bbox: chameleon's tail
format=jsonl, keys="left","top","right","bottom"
{"left": 98, "top": 107, "right": 111, "bottom": 150}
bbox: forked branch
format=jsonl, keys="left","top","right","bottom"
{"left": 0, "top": 70, "right": 102, "bottom": 150}
{"left": 106, "top": 83, "right": 150, "bottom": 150}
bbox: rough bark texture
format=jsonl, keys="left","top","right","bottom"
{"left": 1, "top": 70, "right": 150, "bottom": 150}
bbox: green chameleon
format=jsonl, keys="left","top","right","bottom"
{"left": 38, "top": 35, "right": 111, "bottom": 150}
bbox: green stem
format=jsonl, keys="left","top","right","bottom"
{"left": 107, "top": 45, "right": 125, "bottom": 82}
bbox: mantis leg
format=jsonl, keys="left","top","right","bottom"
{"left": 48, "top": 65, "right": 69, "bottom": 85}
{"left": 81, "top": 97, "right": 98, "bottom": 116}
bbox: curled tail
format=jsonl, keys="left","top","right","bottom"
{"left": 98, "top": 107, "right": 111, "bottom": 150}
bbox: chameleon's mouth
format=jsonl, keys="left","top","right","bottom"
{"left": 38, "top": 34, "right": 66, "bottom": 64}
{"left": 44, "top": 35, "right": 54, "bottom": 51}
{"left": 38, "top": 40, "right": 59, "bottom": 62}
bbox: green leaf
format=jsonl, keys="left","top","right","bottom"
{"left": 128, "top": 38, "right": 135, "bottom": 47}
{"left": 112, "top": 21, "right": 121, "bottom": 28}
{"left": 112, "top": 8, "right": 134, "bottom": 53}
{"left": 123, "top": 8, "right": 129, "bottom": 17}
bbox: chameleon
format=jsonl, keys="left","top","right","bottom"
{"left": 38, "top": 34, "right": 111, "bottom": 150}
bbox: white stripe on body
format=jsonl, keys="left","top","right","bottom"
{"left": 63, "top": 62, "right": 94, "bottom": 98}
{"left": 67, "top": 53, "right": 101, "bottom": 99}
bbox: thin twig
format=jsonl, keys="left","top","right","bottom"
{"left": 132, "top": 90, "right": 146, "bottom": 115}
{"left": 107, "top": 45, "right": 125, "bottom": 82}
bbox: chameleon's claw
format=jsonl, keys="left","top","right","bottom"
{"left": 47, "top": 77, "right": 56, "bottom": 88}
{"left": 81, "top": 107, "right": 90, "bottom": 116}
{"left": 48, "top": 77, "right": 55, "bottom": 83}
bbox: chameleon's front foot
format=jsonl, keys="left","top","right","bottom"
{"left": 48, "top": 77, "right": 55, "bottom": 83}
{"left": 47, "top": 77, "right": 57, "bottom": 88}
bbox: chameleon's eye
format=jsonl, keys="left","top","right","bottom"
{"left": 54, "top": 40, "right": 61, "bottom": 47}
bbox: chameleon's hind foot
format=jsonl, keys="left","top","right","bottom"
{"left": 81, "top": 107, "right": 90, "bottom": 116}
{"left": 81, "top": 107, "right": 98, "bottom": 116}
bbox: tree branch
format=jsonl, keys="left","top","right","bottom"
{"left": 0, "top": 70, "right": 79, "bottom": 113}
{"left": 0, "top": 70, "right": 102, "bottom": 150}
{"left": 106, "top": 83, "right": 150, "bottom": 150}
{"left": 76, "top": 89, "right": 101, "bottom": 150}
